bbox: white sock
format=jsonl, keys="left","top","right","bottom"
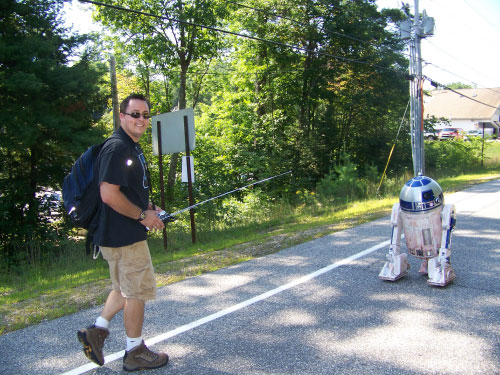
{"left": 94, "top": 316, "right": 109, "bottom": 329}
{"left": 126, "top": 336, "right": 142, "bottom": 352}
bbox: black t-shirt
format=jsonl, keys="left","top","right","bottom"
{"left": 92, "top": 127, "right": 149, "bottom": 247}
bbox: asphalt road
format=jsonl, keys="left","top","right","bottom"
{"left": 1, "top": 179, "right": 499, "bottom": 375}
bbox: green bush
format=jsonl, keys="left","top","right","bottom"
{"left": 363, "top": 164, "right": 380, "bottom": 197}
{"left": 316, "top": 156, "right": 366, "bottom": 203}
{"left": 212, "top": 190, "right": 272, "bottom": 228}
{"left": 425, "top": 139, "right": 483, "bottom": 175}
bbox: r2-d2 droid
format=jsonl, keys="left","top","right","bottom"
{"left": 379, "top": 176, "right": 456, "bottom": 287}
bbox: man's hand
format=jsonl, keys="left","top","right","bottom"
{"left": 140, "top": 210, "right": 165, "bottom": 230}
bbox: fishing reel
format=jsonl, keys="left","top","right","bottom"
{"left": 157, "top": 210, "right": 176, "bottom": 223}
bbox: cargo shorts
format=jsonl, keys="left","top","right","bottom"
{"left": 100, "top": 240, "right": 156, "bottom": 300}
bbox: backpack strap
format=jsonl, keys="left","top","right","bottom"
{"left": 133, "top": 144, "right": 156, "bottom": 209}
{"left": 92, "top": 243, "right": 101, "bottom": 260}
{"left": 85, "top": 135, "right": 118, "bottom": 238}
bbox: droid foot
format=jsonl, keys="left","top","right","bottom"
{"left": 427, "top": 261, "right": 455, "bottom": 287}
{"left": 379, "top": 269, "right": 408, "bottom": 282}
{"left": 379, "top": 254, "right": 409, "bottom": 282}
{"left": 418, "top": 259, "right": 428, "bottom": 274}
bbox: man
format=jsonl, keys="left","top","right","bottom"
{"left": 77, "top": 93, "right": 169, "bottom": 372}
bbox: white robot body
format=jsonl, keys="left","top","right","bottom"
{"left": 401, "top": 208, "right": 442, "bottom": 259}
{"left": 379, "top": 176, "right": 456, "bottom": 287}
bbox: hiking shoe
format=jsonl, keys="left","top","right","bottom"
{"left": 123, "top": 341, "right": 169, "bottom": 372}
{"left": 77, "top": 324, "right": 109, "bottom": 366}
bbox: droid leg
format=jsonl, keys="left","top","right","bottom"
{"left": 379, "top": 203, "right": 409, "bottom": 282}
{"left": 427, "top": 204, "right": 456, "bottom": 287}
{"left": 418, "top": 259, "right": 428, "bottom": 274}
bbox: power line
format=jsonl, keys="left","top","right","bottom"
{"left": 84, "top": 0, "right": 499, "bottom": 107}
{"left": 423, "top": 60, "right": 479, "bottom": 87}
{"left": 223, "top": 0, "right": 386, "bottom": 48}
{"left": 462, "top": 0, "right": 500, "bottom": 35}
{"left": 170, "top": 64, "right": 352, "bottom": 77}
{"left": 78, "top": 0, "right": 407, "bottom": 77}
{"left": 425, "top": 76, "right": 499, "bottom": 110}
{"left": 224, "top": 0, "right": 413, "bottom": 68}
{"left": 423, "top": 39, "right": 499, "bottom": 86}
{"left": 381, "top": 1, "right": 499, "bottom": 93}
{"left": 422, "top": 60, "right": 500, "bottom": 95}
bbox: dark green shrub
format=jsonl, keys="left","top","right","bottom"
{"left": 316, "top": 156, "right": 366, "bottom": 203}
{"left": 425, "top": 139, "right": 482, "bottom": 175}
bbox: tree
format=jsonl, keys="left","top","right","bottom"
{"left": 195, "top": 0, "right": 410, "bottom": 193}
{"left": 94, "top": 0, "right": 229, "bottom": 203}
{"left": 446, "top": 82, "right": 474, "bottom": 90}
{"left": 0, "top": 0, "right": 108, "bottom": 264}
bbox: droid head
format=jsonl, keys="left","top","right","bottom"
{"left": 399, "top": 176, "right": 443, "bottom": 213}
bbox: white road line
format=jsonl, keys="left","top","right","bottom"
{"left": 61, "top": 239, "right": 390, "bottom": 375}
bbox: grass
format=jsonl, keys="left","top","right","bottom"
{"left": 483, "top": 140, "right": 500, "bottom": 166}
{"left": 1, "top": 167, "right": 500, "bottom": 335}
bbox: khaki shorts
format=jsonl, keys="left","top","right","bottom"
{"left": 100, "top": 240, "right": 156, "bottom": 300}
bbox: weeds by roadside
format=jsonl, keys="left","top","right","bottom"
{"left": 1, "top": 170, "right": 499, "bottom": 335}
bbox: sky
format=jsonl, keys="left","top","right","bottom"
{"left": 63, "top": 0, "right": 500, "bottom": 89}
{"left": 376, "top": 0, "right": 500, "bottom": 89}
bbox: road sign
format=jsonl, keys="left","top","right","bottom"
{"left": 152, "top": 108, "right": 195, "bottom": 155}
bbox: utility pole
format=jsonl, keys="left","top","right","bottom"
{"left": 401, "top": 0, "right": 434, "bottom": 176}
{"left": 110, "top": 55, "right": 120, "bottom": 131}
{"left": 409, "top": 0, "right": 424, "bottom": 176}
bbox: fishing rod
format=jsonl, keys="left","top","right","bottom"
{"left": 157, "top": 170, "right": 292, "bottom": 223}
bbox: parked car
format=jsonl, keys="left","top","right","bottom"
{"left": 466, "top": 129, "right": 482, "bottom": 138}
{"left": 36, "top": 189, "right": 62, "bottom": 220}
{"left": 424, "top": 130, "right": 438, "bottom": 140}
{"left": 438, "top": 127, "right": 463, "bottom": 140}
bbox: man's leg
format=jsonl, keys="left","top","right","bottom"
{"left": 123, "top": 298, "right": 145, "bottom": 338}
{"left": 78, "top": 245, "right": 124, "bottom": 367}
{"left": 121, "top": 298, "right": 169, "bottom": 371}
{"left": 101, "top": 290, "right": 126, "bottom": 321}
{"left": 77, "top": 289, "right": 125, "bottom": 367}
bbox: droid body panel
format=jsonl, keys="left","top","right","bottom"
{"left": 401, "top": 208, "right": 442, "bottom": 259}
{"left": 379, "top": 176, "right": 456, "bottom": 287}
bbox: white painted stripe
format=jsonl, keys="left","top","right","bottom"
{"left": 61, "top": 239, "right": 389, "bottom": 375}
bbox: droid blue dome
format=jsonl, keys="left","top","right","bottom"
{"left": 399, "top": 176, "right": 443, "bottom": 212}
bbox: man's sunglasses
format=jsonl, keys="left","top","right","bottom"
{"left": 123, "top": 112, "right": 152, "bottom": 119}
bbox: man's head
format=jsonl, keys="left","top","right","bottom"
{"left": 120, "top": 93, "right": 151, "bottom": 114}
{"left": 119, "top": 93, "right": 151, "bottom": 142}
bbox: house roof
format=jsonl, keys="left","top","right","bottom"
{"left": 424, "top": 88, "right": 500, "bottom": 121}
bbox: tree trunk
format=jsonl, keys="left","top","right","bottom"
{"left": 110, "top": 55, "right": 120, "bottom": 131}
{"left": 166, "top": 56, "right": 189, "bottom": 203}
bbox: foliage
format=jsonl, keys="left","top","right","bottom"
{"left": 0, "top": 0, "right": 109, "bottom": 266}
{"left": 316, "top": 155, "right": 366, "bottom": 203}
{"left": 425, "top": 139, "right": 484, "bottom": 175}
{"left": 446, "top": 82, "right": 474, "bottom": 90}
{"left": 192, "top": 0, "right": 411, "bottom": 199}
{"left": 3, "top": 0, "right": 489, "bottom": 268}
{"left": 3, "top": 169, "right": 500, "bottom": 334}
{"left": 94, "top": 0, "right": 230, "bottom": 202}
{"left": 86, "top": 0, "right": 413, "bottom": 220}
{"left": 424, "top": 115, "right": 449, "bottom": 133}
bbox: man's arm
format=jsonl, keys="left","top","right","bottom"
{"left": 100, "top": 182, "right": 164, "bottom": 229}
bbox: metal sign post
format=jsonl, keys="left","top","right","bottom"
{"left": 183, "top": 115, "right": 196, "bottom": 243}
{"left": 156, "top": 121, "right": 168, "bottom": 250}
{"left": 151, "top": 108, "right": 196, "bottom": 249}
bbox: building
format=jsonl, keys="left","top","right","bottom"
{"left": 424, "top": 88, "right": 500, "bottom": 136}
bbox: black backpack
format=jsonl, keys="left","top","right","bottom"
{"left": 62, "top": 138, "right": 111, "bottom": 231}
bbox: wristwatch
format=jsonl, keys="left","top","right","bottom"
{"left": 137, "top": 210, "right": 147, "bottom": 221}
